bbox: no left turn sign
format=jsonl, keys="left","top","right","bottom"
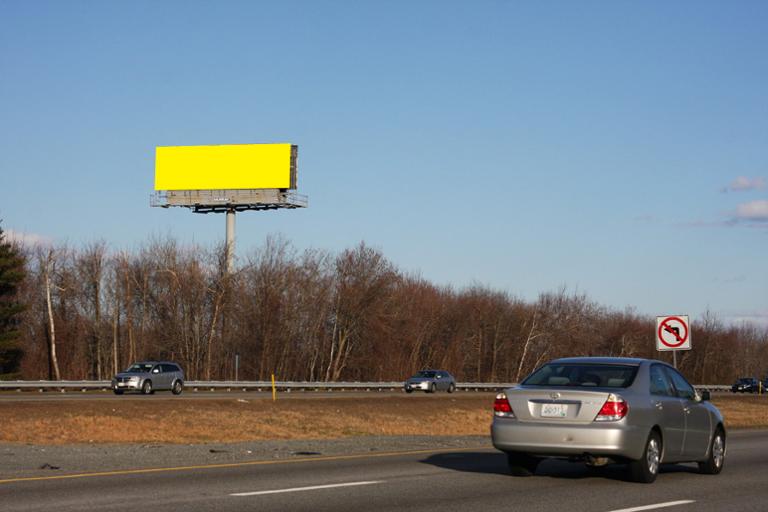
{"left": 656, "top": 315, "right": 691, "bottom": 351}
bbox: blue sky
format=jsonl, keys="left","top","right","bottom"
{"left": 1, "top": 1, "right": 766, "bottom": 326}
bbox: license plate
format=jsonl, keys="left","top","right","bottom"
{"left": 541, "top": 403, "right": 567, "bottom": 418}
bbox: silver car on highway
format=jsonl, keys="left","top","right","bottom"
{"left": 112, "top": 361, "right": 185, "bottom": 395}
{"left": 404, "top": 370, "right": 456, "bottom": 393}
{"left": 491, "top": 357, "right": 726, "bottom": 483}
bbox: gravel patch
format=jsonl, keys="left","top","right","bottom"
{"left": 0, "top": 435, "right": 491, "bottom": 480}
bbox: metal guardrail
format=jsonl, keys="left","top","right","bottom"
{"left": 185, "top": 381, "right": 518, "bottom": 392}
{"left": 0, "top": 380, "right": 733, "bottom": 393}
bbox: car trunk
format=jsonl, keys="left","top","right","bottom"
{"left": 505, "top": 387, "right": 616, "bottom": 425}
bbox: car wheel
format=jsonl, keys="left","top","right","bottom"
{"left": 172, "top": 380, "right": 183, "bottom": 395}
{"left": 405, "top": 388, "right": 413, "bottom": 394}
{"left": 430, "top": 383, "right": 436, "bottom": 394}
{"left": 142, "top": 380, "right": 153, "bottom": 395}
{"left": 629, "top": 431, "right": 661, "bottom": 483}
{"left": 507, "top": 452, "right": 539, "bottom": 477}
{"left": 113, "top": 389, "right": 123, "bottom": 395}
{"left": 447, "top": 383, "right": 456, "bottom": 393}
{"left": 698, "top": 428, "right": 725, "bottom": 475}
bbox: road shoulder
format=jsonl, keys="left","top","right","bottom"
{"left": 0, "top": 435, "right": 491, "bottom": 480}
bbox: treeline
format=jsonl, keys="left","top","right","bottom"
{"left": 6, "top": 236, "right": 768, "bottom": 383}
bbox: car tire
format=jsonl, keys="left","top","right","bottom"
{"left": 405, "top": 388, "right": 413, "bottom": 394}
{"left": 507, "top": 452, "right": 539, "bottom": 477}
{"left": 142, "top": 380, "right": 153, "bottom": 395}
{"left": 113, "top": 389, "right": 123, "bottom": 395}
{"left": 430, "top": 383, "right": 436, "bottom": 394}
{"left": 698, "top": 428, "right": 725, "bottom": 475}
{"left": 447, "top": 383, "right": 456, "bottom": 393}
{"left": 172, "top": 380, "right": 183, "bottom": 395}
{"left": 629, "top": 431, "right": 661, "bottom": 483}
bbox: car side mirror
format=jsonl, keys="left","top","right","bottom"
{"left": 153, "top": 368, "right": 160, "bottom": 374}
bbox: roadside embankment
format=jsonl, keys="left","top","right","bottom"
{"left": 2, "top": 393, "right": 766, "bottom": 445}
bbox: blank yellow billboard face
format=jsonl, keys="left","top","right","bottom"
{"left": 154, "top": 144, "right": 296, "bottom": 190}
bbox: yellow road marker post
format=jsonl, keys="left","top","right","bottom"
{"left": 272, "top": 373, "right": 276, "bottom": 401}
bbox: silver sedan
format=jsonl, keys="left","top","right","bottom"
{"left": 491, "top": 357, "right": 726, "bottom": 483}
{"left": 404, "top": 370, "right": 456, "bottom": 393}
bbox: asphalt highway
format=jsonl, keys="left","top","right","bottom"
{"left": 1, "top": 430, "right": 765, "bottom": 512}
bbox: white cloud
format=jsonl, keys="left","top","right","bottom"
{"left": 724, "top": 176, "right": 765, "bottom": 193}
{"left": 734, "top": 200, "right": 768, "bottom": 221}
{"left": 3, "top": 229, "right": 52, "bottom": 246}
{"left": 725, "top": 311, "right": 768, "bottom": 328}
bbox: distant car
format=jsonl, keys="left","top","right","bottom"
{"left": 731, "top": 377, "right": 759, "bottom": 393}
{"left": 112, "top": 361, "right": 184, "bottom": 395}
{"left": 404, "top": 370, "right": 456, "bottom": 393}
{"left": 491, "top": 357, "right": 726, "bottom": 483}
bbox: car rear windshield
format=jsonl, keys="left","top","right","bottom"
{"left": 522, "top": 363, "right": 639, "bottom": 388}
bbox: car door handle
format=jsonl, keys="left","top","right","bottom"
{"left": 683, "top": 406, "right": 691, "bottom": 414}
{"left": 654, "top": 401, "right": 663, "bottom": 410}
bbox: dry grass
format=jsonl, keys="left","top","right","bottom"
{"left": 711, "top": 396, "right": 768, "bottom": 429}
{"left": 0, "top": 395, "right": 491, "bottom": 445}
{"left": 1, "top": 394, "right": 764, "bottom": 445}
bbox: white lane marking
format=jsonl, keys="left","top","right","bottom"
{"left": 231, "top": 480, "right": 384, "bottom": 497}
{"left": 607, "top": 500, "right": 696, "bottom": 512}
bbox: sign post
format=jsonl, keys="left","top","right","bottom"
{"left": 656, "top": 315, "right": 691, "bottom": 368}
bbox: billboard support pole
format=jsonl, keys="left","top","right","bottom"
{"left": 226, "top": 208, "right": 236, "bottom": 273}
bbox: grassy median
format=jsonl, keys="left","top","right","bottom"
{"left": 1, "top": 394, "right": 765, "bottom": 445}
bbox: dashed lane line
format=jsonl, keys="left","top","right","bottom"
{"left": 606, "top": 500, "right": 696, "bottom": 512}
{"left": 230, "top": 480, "right": 384, "bottom": 497}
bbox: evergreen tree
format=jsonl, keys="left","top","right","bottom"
{"left": 0, "top": 223, "right": 26, "bottom": 378}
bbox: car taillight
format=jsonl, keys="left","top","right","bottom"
{"left": 594, "top": 393, "right": 628, "bottom": 422}
{"left": 494, "top": 393, "right": 515, "bottom": 418}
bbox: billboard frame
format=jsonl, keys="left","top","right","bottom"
{"left": 150, "top": 143, "right": 307, "bottom": 272}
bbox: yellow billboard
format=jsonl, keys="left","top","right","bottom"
{"left": 154, "top": 144, "right": 296, "bottom": 191}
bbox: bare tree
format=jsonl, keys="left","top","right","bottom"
{"left": 39, "top": 247, "right": 61, "bottom": 380}
{"left": 9, "top": 236, "right": 768, "bottom": 384}
{"left": 76, "top": 241, "right": 107, "bottom": 379}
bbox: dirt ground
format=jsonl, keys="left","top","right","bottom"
{"left": 1, "top": 394, "right": 764, "bottom": 445}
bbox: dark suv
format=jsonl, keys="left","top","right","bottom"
{"left": 112, "top": 361, "right": 184, "bottom": 395}
{"left": 731, "top": 377, "right": 759, "bottom": 393}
